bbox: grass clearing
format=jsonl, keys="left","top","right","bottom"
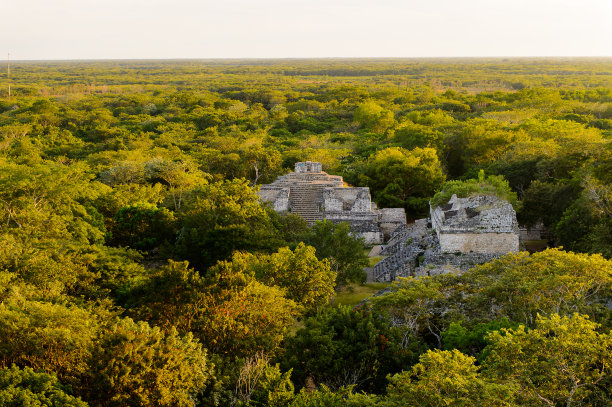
{"left": 368, "top": 256, "right": 384, "bottom": 266}
{"left": 333, "top": 282, "right": 390, "bottom": 308}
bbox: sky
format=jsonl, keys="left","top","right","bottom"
{"left": 2, "top": 0, "right": 611, "bottom": 60}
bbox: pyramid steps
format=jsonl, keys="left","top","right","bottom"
{"left": 289, "top": 183, "right": 323, "bottom": 225}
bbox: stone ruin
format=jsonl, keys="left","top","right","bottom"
{"left": 370, "top": 194, "right": 520, "bottom": 282}
{"left": 257, "top": 161, "right": 406, "bottom": 245}
{"left": 431, "top": 194, "right": 520, "bottom": 254}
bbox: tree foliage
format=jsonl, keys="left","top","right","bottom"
{"left": 282, "top": 306, "right": 419, "bottom": 393}
{"left": 1, "top": 59, "right": 611, "bottom": 405}
{"left": 385, "top": 349, "right": 515, "bottom": 407}
{"left": 484, "top": 313, "right": 611, "bottom": 406}
{"left": 129, "top": 259, "right": 299, "bottom": 357}
{"left": 88, "top": 317, "right": 212, "bottom": 407}
{"left": 294, "top": 220, "right": 368, "bottom": 288}
{"left": 0, "top": 365, "right": 88, "bottom": 407}
{"left": 431, "top": 169, "right": 518, "bottom": 209}
{"left": 359, "top": 147, "right": 445, "bottom": 215}
{"left": 0, "top": 297, "right": 99, "bottom": 385}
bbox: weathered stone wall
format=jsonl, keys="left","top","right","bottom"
{"left": 321, "top": 189, "right": 343, "bottom": 212}
{"left": 258, "top": 187, "right": 290, "bottom": 211}
{"left": 372, "top": 195, "right": 520, "bottom": 282}
{"left": 519, "top": 222, "right": 546, "bottom": 241}
{"left": 322, "top": 188, "right": 371, "bottom": 212}
{"left": 430, "top": 205, "right": 445, "bottom": 238}
{"left": 359, "top": 231, "right": 385, "bottom": 245}
{"left": 438, "top": 232, "right": 519, "bottom": 254}
{"left": 379, "top": 208, "right": 407, "bottom": 239}
{"left": 324, "top": 212, "right": 378, "bottom": 225}
{"left": 324, "top": 212, "right": 383, "bottom": 244}
{"left": 380, "top": 208, "right": 407, "bottom": 224}
{"left": 414, "top": 251, "right": 502, "bottom": 277}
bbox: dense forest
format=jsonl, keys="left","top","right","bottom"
{"left": 0, "top": 58, "right": 610, "bottom": 406}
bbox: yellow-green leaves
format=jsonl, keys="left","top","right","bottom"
{"left": 484, "top": 314, "right": 611, "bottom": 406}
{"left": 89, "top": 318, "right": 212, "bottom": 407}
{"left": 0, "top": 298, "right": 99, "bottom": 385}
{"left": 386, "top": 349, "right": 515, "bottom": 407}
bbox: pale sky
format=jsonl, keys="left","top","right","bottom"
{"left": 3, "top": 0, "right": 611, "bottom": 60}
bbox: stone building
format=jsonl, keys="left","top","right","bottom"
{"left": 430, "top": 194, "right": 520, "bottom": 254}
{"left": 370, "top": 194, "right": 520, "bottom": 282}
{"left": 258, "top": 161, "right": 406, "bottom": 245}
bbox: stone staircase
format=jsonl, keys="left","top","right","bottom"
{"left": 373, "top": 219, "right": 435, "bottom": 282}
{"left": 289, "top": 184, "right": 323, "bottom": 225}
{"left": 373, "top": 243, "right": 415, "bottom": 282}
{"left": 380, "top": 219, "right": 430, "bottom": 256}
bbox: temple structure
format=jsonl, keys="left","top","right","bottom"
{"left": 257, "top": 161, "right": 406, "bottom": 244}
{"left": 371, "top": 194, "right": 520, "bottom": 282}
{"left": 430, "top": 194, "right": 520, "bottom": 254}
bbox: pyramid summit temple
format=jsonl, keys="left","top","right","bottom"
{"left": 257, "top": 161, "right": 406, "bottom": 244}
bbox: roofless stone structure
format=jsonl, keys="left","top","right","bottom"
{"left": 431, "top": 194, "right": 519, "bottom": 254}
{"left": 371, "top": 194, "right": 520, "bottom": 282}
{"left": 258, "top": 161, "right": 406, "bottom": 245}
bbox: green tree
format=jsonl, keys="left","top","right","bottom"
{"left": 459, "top": 119, "right": 527, "bottom": 167}
{"left": 483, "top": 314, "right": 611, "bottom": 406}
{"left": 353, "top": 101, "right": 395, "bottom": 134}
{"left": 298, "top": 221, "right": 369, "bottom": 288}
{"left": 282, "top": 306, "right": 416, "bottom": 393}
{"left": 0, "top": 161, "right": 106, "bottom": 244}
{"left": 202, "top": 257, "right": 300, "bottom": 356}
{"left": 441, "top": 318, "right": 518, "bottom": 358}
{"left": 555, "top": 166, "right": 612, "bottom": 258}
{"left": 371, "top": 277, "right": 447, "bottom": 349}
{"left": 0, "top": 232, "right": 146, "bottom": 300}
{"left": 462, "top": 249, "right": 612, "bottom": 326}
{"left": 518, "top": 180, "right": 577, "bottom": 228}
{"left": 385, "top": 349, "right": 516, "bottom": 407}
{"left": 144, "top": 158, "right": 209, "bottom": 211}
{"left": 248, "top": 243, "right": 336, "bottom": 312}
{"left": 88, "top": 318, "right": 212, "bottom": 407}
{"left": 234, "top": 353, "right": 294, "bottom": 407}
{"left": 0, "top": 297, "right": 99, "bottom": 386}
{"left": 175, "top": 179, "right": 285, "bottom": 269}
{"left": 0, "top": 365, "right": 88, "bottom": 407}
{"left": 110, "top": 203, "right": 176, "bottom": 251}
{"left": 360, "top": 147, "right": 445, "bottom": 215}
{"left": 240, "top": 146, "right": 284, "bottom": 185}
{"left": 393, "top": 120, "right": 442, "bottom": 150}
{"left": 129, "top": 260, "right": 299, "bottom": 357}
{"left": 290, "top": 386, "right": 378, "bottom": 407}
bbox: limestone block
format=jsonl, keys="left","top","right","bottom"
{"left": 352, "top": 189, "right": 372, "bottom": 212}
{"left": 380, "top": 208, "right": 407, "bottom": 224}
{"left": 378, "top": 208, "right": 407, "bottom": 239}
{"left": 360, "top": 231, "right": 384, "bottom": 245}
{"left": 258, "top": 187, "right": 290, "bottom": 212}
{"left": 322, "top": 189, "right": 344, "bottom": 211}
{"left": 438, "top": 232, "right": 519, "bottom": 254}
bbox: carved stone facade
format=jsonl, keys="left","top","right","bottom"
{"left": 371, "top": 194, "right": 520, "bottom": 282}
{"left": 258, "top": 161, "right": 406, "bottom": 245}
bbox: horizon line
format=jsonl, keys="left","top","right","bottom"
{"left": 5, "top": 55, "right": 612, "bottom": 63}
